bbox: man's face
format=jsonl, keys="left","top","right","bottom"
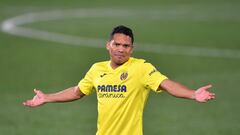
{"left": 106, "top": 33, "right": 133, "bottom": 66}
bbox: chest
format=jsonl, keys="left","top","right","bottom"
{"left": 93, "top": 68, "right": 142, "bottom": 100}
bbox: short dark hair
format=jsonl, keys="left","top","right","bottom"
{"left": 109, "top": 25, "right": 134, "bottom": 44}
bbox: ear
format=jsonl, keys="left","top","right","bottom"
{"left": 106, "top": 41, "right": 110, "bottom": 50}
{"left": 130, "top": 45, "right": 134, "bottom": 54}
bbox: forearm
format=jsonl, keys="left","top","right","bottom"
{"left": 45, "top": 86, "right": 83, "bottom": 103}
{"left": 160, "top": 79, "right": 195, "bottom": 100}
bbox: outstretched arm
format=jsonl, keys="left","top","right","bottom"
{"left": 23, "top": 86, "right": 85, "bottom": 107}
{"left": 160, "top": 79, "right": 215, "bottom": 103}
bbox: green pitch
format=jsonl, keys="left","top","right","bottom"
{"left": 0, "top": 0, "right": 239, "bottom": 135}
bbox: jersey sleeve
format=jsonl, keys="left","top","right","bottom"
{"left": 78, "top": 65, "right": 95, "bottom": 95}
{"left": 141, "top": 62, "right": 168, "bottom": 93}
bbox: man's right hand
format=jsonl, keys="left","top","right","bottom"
{"left": 23, "top": 89, "right": 46, "bottom": 107}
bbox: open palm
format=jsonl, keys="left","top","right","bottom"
{"left": 195, "top": 85, "right": 215, "bottom": 103}
{"left": 23, "top": 89, "right": 46, "bottom": 107}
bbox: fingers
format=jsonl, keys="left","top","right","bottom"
{"left": 23, "top": 100, "right": 30, "bottom": 106}
{"left": 201, "top": 93, "right": 216, "bottom": 102}
{"left": 23, "top": 101, "right": 27, "bottom": 106}
{"left": 23, "top": 100, "right": 35, "bottom": 107}
{"left": 207, "top": 91, "right": 215, "bottom": 100}
{"left": 207, "top": 95, "right": 214, "bottom": 100}
{"left": 209, "top": 93, "right": 215, "bottom": 97}
{"left": 23, "top": 99, "right": 43, "bottom": 107}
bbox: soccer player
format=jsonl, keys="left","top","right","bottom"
{"left": 23, "top": 25, "right": 215, "bottom": 135}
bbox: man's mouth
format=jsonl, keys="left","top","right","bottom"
{"left": 114, "top": 54, "right": 124, "bottom": 58}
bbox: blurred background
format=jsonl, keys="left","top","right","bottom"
{"left": 0, "top": 0, "right": 239, "bottom": 135}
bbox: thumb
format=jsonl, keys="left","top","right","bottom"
{"left": 34, "top": 89, "right": 38, "bottom": 94}
{"left": 195, "top": 84, "right": 212, "bottom": 95}
{"left": 34, "top": 89, "right": 42, "bottom": 95}
{"left": 200, "top": 84, "right": 212, "bottom": 91}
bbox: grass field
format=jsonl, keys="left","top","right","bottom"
{"left": 0, "top": 0, "right": 240, "bottom": 135}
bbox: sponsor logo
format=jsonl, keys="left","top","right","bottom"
{"left": 97, "top": 84, "right": 127, "bottom": 98}
{"left": 98, "top": 93, "right": 125, "bottom": 98}
{"left": 97, "top": 85, "right": 127, "bottom": 92}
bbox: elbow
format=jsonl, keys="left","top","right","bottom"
{"left": 73, "top": 86, "right": 85, "bottom": 99}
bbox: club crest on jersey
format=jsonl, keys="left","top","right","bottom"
{"left": 120, "top": 71, "right": 128, "bottom": 80}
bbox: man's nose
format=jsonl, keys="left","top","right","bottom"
{"left": 117, "top": 45, "right": 125, "bottom": 53}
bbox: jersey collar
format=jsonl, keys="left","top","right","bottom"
{"left": 107, "top": 57, "right": 133, "bottom": 72}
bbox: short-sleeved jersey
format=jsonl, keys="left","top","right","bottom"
{"left": 78, "top": 57, "right": 168, "bottom": 135}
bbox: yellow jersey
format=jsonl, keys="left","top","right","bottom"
{"left": 78, "top": 57, "right": 168, "bottom": 135}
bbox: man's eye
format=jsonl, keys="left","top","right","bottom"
{"left": 114, "top": 43, "right": 120, "bottom": 46}
{"left": 123, "top": 44, "right": 130, "bottom": 48}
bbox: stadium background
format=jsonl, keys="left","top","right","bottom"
{"left": 0, "top": 0, "right": 239, "bottom": 134}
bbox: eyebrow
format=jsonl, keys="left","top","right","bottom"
{"left": 112, "top": 40, "right": 132, "bottom": 46}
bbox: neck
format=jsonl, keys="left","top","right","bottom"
{"left": 110, "top": 58, "right": 130, "bottom": 69}
{"left": 110, "top": 61, "right": 122, "bottom": 69}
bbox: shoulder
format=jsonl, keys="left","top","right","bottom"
{"left": 129, "top": 57, "right": 157, "bottom": 75}
{"left": 130, "top": 57, "right": 154, "bottom": 67}
{"left": 88, "top": 60, "right": 109, "bottom": 72}
{"left": 129, "top": 57, "right": 146, "bottom": 65}
{"left": 92, "top": 61, "right": 108, "bottom": 67}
